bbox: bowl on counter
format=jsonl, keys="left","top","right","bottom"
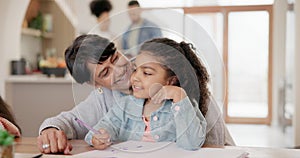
{"left": 41, "top": 67, "right": 66, "bottom": 77}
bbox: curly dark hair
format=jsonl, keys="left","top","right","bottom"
{"left": 90, "top": 0, "right": 112, "bottom": 18}
{"left": 65, "top": 34, "right": 116, "bottom": 84}
{"left": 140, "top": 38, "right": 210, "bottom": 116}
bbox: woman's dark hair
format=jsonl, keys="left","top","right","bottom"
{"left": 140, "top": 38, "right": 210, "bottom": 116}
{"left": 0, "top": 96, "right": 21, "bottom": 133}
{"left": 65, "top": 34, "right": 116, "bottom": 84}
{"left": 90, "top": 0, "right": 112, "bottom": 18}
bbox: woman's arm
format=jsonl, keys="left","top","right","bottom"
{"left": 39, "top": 89, "right": 113, "bottom": 139}
{"left": 37, "top": 88, "right": 113, "bottom": 154}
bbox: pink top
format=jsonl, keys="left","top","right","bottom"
{"left": 141, "top": 116, "right": 155, "bottom": 142}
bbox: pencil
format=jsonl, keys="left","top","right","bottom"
{"left": 74, "top": 118, "right": 99, "bottom": 134}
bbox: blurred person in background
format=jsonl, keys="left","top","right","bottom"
{"left": 89, "top": 0, "right": 115, "bottom": 40}
{"left": 122, "top": 0, "right": 162, "bottom": 57}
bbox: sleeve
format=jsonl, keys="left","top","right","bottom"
{"left": 38, "top": 90, "right": 109, "bottom": 139}
{"left": 151, "top": 27, "right": 162, "bottom": 38}
{"left": 204, "top": 96, "right": 235, "bottom": 146}
{"left": 121, "top": 27, "right": 130, "bottom": 50}
{"left": 148, "top": 21, "right": 162, "bottom": 38}
{"left": 171, "top": 97, "right": 207, "bottom": 150}
{"left": 84, "top": 103, "right": 123, "bottom": 145}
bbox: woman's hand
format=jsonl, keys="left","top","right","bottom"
{"left": 151, "top": 86, "right": 187, "bottom": 104}
{"left": 0, "top": 117, "right": 21, "bottom": 137}
{"left": 91, "top": 129, "right": 111, "bottom": 150}
{"left": 37, "top": 128, "right": 72, "bottom": 154}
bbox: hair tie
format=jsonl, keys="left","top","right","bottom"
{"left": 180, "top": 42, "right": 196, "bottom": 51}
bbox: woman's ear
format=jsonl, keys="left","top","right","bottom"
{"left": 167, "top": 76, "right": 179, "bottom": 86}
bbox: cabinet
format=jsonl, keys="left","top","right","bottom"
{"left": 5, "top": 76, "right": 92, "bottom": 137}
{"left": 21, "top": 0, "right": 76, "bottom": 70}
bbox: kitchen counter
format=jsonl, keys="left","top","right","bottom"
{"left": 5, "top": 74, "right": 74, "bottom": 83}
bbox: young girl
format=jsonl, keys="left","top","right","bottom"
{"left": 85, "top": 38, "right": 210, "bottom": 150}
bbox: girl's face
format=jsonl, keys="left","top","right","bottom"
{"left": 130, "top": 52, "right": 170, "bottom": 99}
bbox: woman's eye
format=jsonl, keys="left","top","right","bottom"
{"left": 102, "top": 69, "right": 109, "bottom": 77}
{"left": 144, "top": 72, "right": 152, "bottom": 75}
{"left": 110, "top": 53, "right": 119, "bottom": 64}
{"left": 112, "top": 55, "right": 119, "bottom": 64}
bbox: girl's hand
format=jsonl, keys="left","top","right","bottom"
{"left": 151, "top": 86, "right": 187, "bottom": 104}
{"left": 91, "top": 129, "right": 111, "bottom": 150}
{"left": 0, "top": 117, "right": 21, "bottom": 137}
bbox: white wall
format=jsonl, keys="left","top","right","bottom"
{"left": 74, "top": 0, "right": 128, "bottom": 34}
{"left": 272, "top": 0, "right": 288, "bottom": 126}
{"left": 0, "top": 0, "right": 30, "bottom": 97}
{"left": 293, "top": 0, "right": 300, "bottom": 147}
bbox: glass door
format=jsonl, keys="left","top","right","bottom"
{"left": 226, "top": 11, "right": 271, "bottom": 124}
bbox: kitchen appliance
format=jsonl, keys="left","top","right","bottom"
{"left": 11, "top": 59, "right": 26, "bottom": 75}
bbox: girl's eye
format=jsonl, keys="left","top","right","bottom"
{"left": 132, "top": 67, "right": 136, "bottom": 72}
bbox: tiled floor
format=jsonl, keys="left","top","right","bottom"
{"left": 227, "top": 124, "right": 294, "bottom": 148}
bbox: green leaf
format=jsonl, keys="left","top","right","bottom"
{"left": 0, "top": 130, "right": 8, "bottom": 139}
{"left": 2, "top": 136, "right": 13, "bottom": 146}
{"left": 0, "top": 130, "right": 14, "bottom": 146}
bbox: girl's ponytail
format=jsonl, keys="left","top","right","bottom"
{"left": 179, "top": 41, "right": 210, "bottom": 116}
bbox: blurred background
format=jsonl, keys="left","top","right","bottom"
{"left": 0, "top": 0, "right": 299, "bottom": 149}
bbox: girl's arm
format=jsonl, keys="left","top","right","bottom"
{"left": 172, "top": 97, "right": 207, "bottom": 150}
{"left": 151, "top": 86, "right": 207, "bottom": 150}
{"left": 84, "top": 102, "right": 124, "bottom": 149}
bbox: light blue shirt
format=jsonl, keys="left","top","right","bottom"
{"left": 122, "top": 19, "right": 162, "bottom": 50}
{"left": 85, "top": 91, "right": 207, "bottom": 150}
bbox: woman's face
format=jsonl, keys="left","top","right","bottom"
{"left": 130, "top": 52, "right": 169, "bottom": 99}
{"left": 87, "top": 51, "right": 132, "bottom": 93}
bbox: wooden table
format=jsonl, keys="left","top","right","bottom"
{"left": 14, "top": 137, "right": 93, "bottom": 157}
{"left": 14, "top": 137, "right": 300, "bottom": 158}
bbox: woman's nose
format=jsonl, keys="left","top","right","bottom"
{"left": 112, "top": 65, "right": 124, "bottom": 76}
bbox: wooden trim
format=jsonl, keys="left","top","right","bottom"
{"left": 184, "top": 5, "right": 273, "bottom": 14}
{"left": 226, "top": 117, "right": 270, "bottom": 124}
{"left": 267, "top": 7, "right": 273, "bottom": 125}
{"left": 223, "top": 11, "right": 229, "bottom": 120}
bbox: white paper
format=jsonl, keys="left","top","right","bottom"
{"left": 111, "top": 140, "right": 171, "bottom": 153}
{"left": 72, "top": 141, "right": 249, "bottom": 158}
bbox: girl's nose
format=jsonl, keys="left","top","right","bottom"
{"left": 130, "top": 71, "right": 139, "bottom": 82}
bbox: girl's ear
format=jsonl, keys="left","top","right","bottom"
{"left": 167, "top": 76, "right": 179, "bottom": 86}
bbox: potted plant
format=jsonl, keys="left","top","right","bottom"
{"left": 0, "top": 130, "right": 14, "bottom": 158}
